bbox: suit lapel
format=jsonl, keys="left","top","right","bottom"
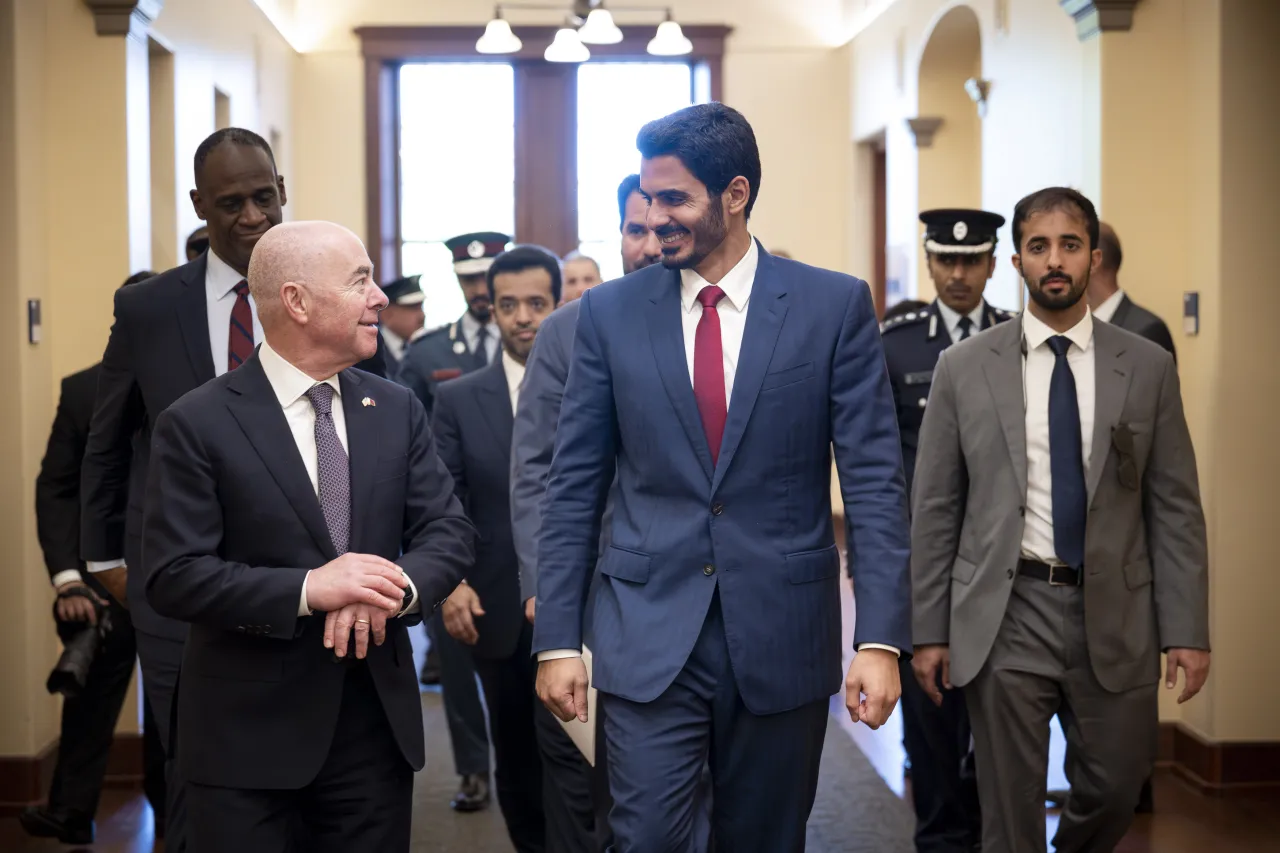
{"left": 982, "top": 322, "right": 1028, "bottom": 494}
{"left": 340, "top": 370, "right": 377, "bottom": 553}
{"left": 711, "top": 247, "right": 788, "bottom": 494}
{"left": 176, "top": 255, "right": 217, "bottom": 383}
{"left": 647, "top": 271, "right": 715, "bottom": 481}
{"left": 474, "top": 359, "right": 514, "bottom": 464}
{"left": 226, "top": 356, "right": 335, "bottom": 559}
{"left": 1109, "top": 294, "right": 1134, "bottom": 330}
{"left": 1087, "top": 323, "right": 1133, "bottom": 506}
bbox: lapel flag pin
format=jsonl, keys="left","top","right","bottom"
{"left": 362, "top": 396, "right": 375, "bottom": 407}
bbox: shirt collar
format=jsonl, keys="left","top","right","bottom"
{"left": 205, "top": 248, "right": 247, "bottom": 300}
{"left": 501, "top": 348, "right": 525, "bottom": 395}
{"left": 460, "top": 311, "right": 492, "bottom": 344}
{"left": 934, "top": 299, "right": 985, "bottom": 338}
{"left": 679, "top": 237, "right": 759, "bottom": 313}
{"left": 258, "top": 339, "right": 342, "bottom": 409}
{"left": 1093, "top": 288, "right": 1126, "bottom": 324}
{"left": 381, "top": 327, "right": 406, "bottom": 360}
{"left": 1023, "top": 307, "right": 1094, "bottom": 354}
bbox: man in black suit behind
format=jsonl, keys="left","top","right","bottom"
{"left": 434, "top": 246, "right": 597, "bottom": 852}
{"left": 143, "top": 220, "right": 475, "bottom": 851}
{"left": 1088, "top": 221, "right": 1176, "bottom": 359}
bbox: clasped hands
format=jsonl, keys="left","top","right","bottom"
{"left": 305, "top": 553, "right": 409, "bottom": 660}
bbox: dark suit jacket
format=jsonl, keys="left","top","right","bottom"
{"left": 533, "top": 245, "right": 911, "bottom": 715}
{"left": 37, "top": 364, "right": 100, "bottom": 582}
{"left": 398, "top": 318, "right": 487, "bottom": 415}
{"left": 1111, "top": 294, "right": 1176, "bottom": 363}
{"left": 432, "top": 359, "right": 523, "bottom": 661}
{"left": 81, "top": 255, "right": 390, "bottom": 638}
{"left": 142, "top": 353, "right": 475, "bottom": 790}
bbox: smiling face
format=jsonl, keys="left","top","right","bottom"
{"left": 1012, "top": 207, "right": 1100, "bottom": 318}
{"left": 190, "top": 142, "right": 286, "bottom": 275}
{"left": 307, "top": 233, "right": 388, "bottom": 365}
{"left": 640, "top": 154, "right": 730, "bottom": 270}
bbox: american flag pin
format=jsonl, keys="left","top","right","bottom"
{"left": 362, "top": 396, "right": 375, "bottom": 407}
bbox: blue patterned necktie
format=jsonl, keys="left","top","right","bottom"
{"left": 1047, "top": 336, "right": 1086, "bottom": 569}
{"left": 305, "top": 384, "right": 350, "bottom": 555}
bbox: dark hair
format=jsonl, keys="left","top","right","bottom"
{"left": 121, "top": 270, "right": 157, "bottom": 288}
{"left": 1098, "top": 222, "right": 1123, "bottom": 273}
{"left": 193, "top": 128, "right": 276, "bottom": 184}
{"left": 617, "top": 174, "right": 642, "bottom": 230}
{"left": 882, "top": 299, "right": 928, "bottom": 324}
{"left": 1011, "top": 187, "right": 1099, "bottom": 253}
{"left": 486, "top": 245, "right": 562, "bottom": 305}
{"left": 636, "top": 103, "right": 762, "bottom": 220}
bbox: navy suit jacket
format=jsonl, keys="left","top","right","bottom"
{"left": 532, "top": 245, "right": 911, "bottom": 715}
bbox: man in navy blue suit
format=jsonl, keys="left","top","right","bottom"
{"left": 533, "top": 103, "right": 912, "bottom": 850}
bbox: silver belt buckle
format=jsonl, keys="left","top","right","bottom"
{"left": 1048, "top": 565, "right": 1069, "bottom": 586}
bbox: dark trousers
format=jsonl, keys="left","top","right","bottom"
{"left": 137, "top": 629, "right": 188, "bottom": 852}
{"left": 47, "top": 595, "right": 137, "bottom": 820}
{"left": 602, "top": 591, "right": 828, "bottom": 852}
{"left": 142, "top": 693, "right": 167, "bottom": 828}
{"left": 186, "top": 663, "right": 413, "bottom": 853}
{"left": 425, "top": 611, "right": 491, "bottom": 776}
{"left": 899, "top": 657, "right": 981, "bottom": 852}
{"left": 473, "top": 620, "right": 598, "bottom": 853}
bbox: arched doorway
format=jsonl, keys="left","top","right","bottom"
{"left": 915, "top": 5, "right": 982, "bottom": 302}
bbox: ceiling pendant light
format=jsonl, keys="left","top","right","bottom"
{"left": 577, "top": 8, "right": 623, "bottom": 45}
{"left": 476, "top": 14, "right": 523, "bottom": 54}
{"left": 545, "top": 25, "right": 590, "bottom": 62}
{"left": 647, "top": 16, "right": 692, "bottom": 56}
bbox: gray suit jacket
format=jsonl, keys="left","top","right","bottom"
{"left": 911, "top": 317, "right": 1209, "bottom": 693}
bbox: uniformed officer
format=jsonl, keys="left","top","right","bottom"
{"left": 399, "top": 231, "right": 509, "bottom": 415}
{"left": 884, "top": 208, "right": 1015, "bottom": 853}
{"left": 377, "top": 274, "right": 427, "bottom": 376}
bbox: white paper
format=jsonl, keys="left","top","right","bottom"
{"left": 558, "top": 645, "right": 598, "bottom": 766}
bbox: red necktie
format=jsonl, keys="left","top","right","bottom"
{"left": 693, "top": 285, "right": 727, "bottom": 465}
{"left": 228, "top": 280, "right": 254, "bottom": 371}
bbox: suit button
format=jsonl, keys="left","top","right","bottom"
{"left": 711, "top": 503, "right": 724, "bottom": 516}
{"left": 1007, "top": 569, "right": 1014, "bottom": 579}
{"left": 703, "top": 564, "right": 715, "bottom": 576}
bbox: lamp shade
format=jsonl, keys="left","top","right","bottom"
{"left": 578, "top": 9, "right": 623, "bottom": 44}
{"left": 545, "top": 26, "right": 590, "bottom": 62}
{"left": 647, "top": 20, "right": 692, "bottom": 56}
{"left": 476, "top": 17, "right": 522, "bottom": 54}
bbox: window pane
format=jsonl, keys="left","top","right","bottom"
{"left": 400, "top": 63, "right": 514, "bottom": 329}
{"left": 576, "top": 63, "right": 692, "bottom": 280}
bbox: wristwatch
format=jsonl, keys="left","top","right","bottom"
{"left": 397, "top": 579, "right": 416, "bottom": 617}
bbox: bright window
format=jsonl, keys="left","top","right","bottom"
{"left": 400, "top": 63, "right": 515, "bottom": 330}
{"left": 576, "top": 63, "right": 693, "bottom": 283}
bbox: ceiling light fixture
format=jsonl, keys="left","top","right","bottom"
{"left": 476, "top": 13, "right": 524, "bottom": 54}
{"left": 545, "top": 24, "right": 591, "bottom": 62}
{"left": 475, "top": 2, "right": 691, "bottom": 59}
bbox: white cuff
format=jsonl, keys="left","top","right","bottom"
{"left": 856, "top": 643, "right": 901, "bottom": 657}
{"left": 87, "top": 559, "right": 125, "bottom": 573}
{"left": 52, "top": 570, "right": 84, "bottom": 588}
{"left": 397, "top": 575, "right": 421, "bottom": 617}
{"left": 298, "top": 570, "right": 313, "bottom": 617}
{"left": 537, "top": 648, "right": 582, "bottom": 662}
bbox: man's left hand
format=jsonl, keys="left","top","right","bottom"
{"left": 845, "top": 647, "right": 901, "bottom": 729}
{"left": 1165, "top": 648, "right": 1211, "bottom": 704}
{"left": 54, "top": 581, "right": 106, "bottom": 625}
{"left": 325, "top": 603, "right": 387, "bottom": 659}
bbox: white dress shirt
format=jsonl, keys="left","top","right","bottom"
{"left": 1092, "top": 288, "right": 1125, "bottom": 324}
{"left": 381, "top": 327, "right": 407, "bottom": 362}
{"left": 87, "top": 250, "right": 264, "bottom": 576}
{"left": 1020, "top": 309, "right": 1096, "bottom": 567}
{"left": 539, "top": 238, "right": 898, "bottom": 661}
{"left": 502, "top": 349, "right": 526, "bottom": 414}
{"left": 256, "top": 341, "right": 419, "bottom": 618}
{"left": 934, "top": 300, "right": 986, "bottom": 344}
{"left": 461, "top": 312, "right": 501, "bottom": 364}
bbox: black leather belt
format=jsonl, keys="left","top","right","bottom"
{"left": 1018, "top": 559, "right": 1082, "bottom": 587}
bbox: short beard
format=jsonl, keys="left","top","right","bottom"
{"left": 660, "top": 195, "right": 727, "bottom": 270}
{"left": 1025, "top": 269, "right": 1088, "bottom": 312}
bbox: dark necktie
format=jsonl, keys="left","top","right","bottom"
{"left": 1047, "top": 335, "right": 1086, "bottom": 569}
{"left": 305, "top": 384, "right": 350, "bottom": 555}
{"left": 474, "top": 326, "right": 492, "bottom": 367}
{"left": 228, "top": 280, "right": 254, "bottom": 371}
{"left": 693, "top": 285, "right": 727, "bottom": 466}
{"left": 957, "top": 316, "right": 973, "bottom": 341}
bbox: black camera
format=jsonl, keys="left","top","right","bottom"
{"left": 46, "top": 587, "right": 111, "bottom": 698}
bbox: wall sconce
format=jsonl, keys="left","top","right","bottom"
{"left": 965, "top": 77, "right": 991, "bottom": 118}
{"left": 906, "top": 116, "right": 944, "bottom": 148}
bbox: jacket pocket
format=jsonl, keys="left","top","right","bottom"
{"left": 598, "top": 546, "right": 651, "bottom": 584}
{"left": 374, "top": 454, "right": 408, "bottom": 482}
{"left": 761, "top": 362, "right": 815, "bottom": 391}
{"left": 951, "top": 556, "right": 978, "bottom": 585}
{"left": 1123, "top": 557, "right": 1153, "bottom": 589}
{"left": 786, "top": 544, "right": 840, "bottom": 584}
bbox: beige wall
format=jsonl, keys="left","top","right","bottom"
{"left": 0, "top": 0, "right": 296, "bottom": 757}
{"left": 289, "top": 0, "right": 856, "bottom": 277}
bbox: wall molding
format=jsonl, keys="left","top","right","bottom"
{"left": 81, "top": 0, "right": 165, "bottom": 38}
{"left": 906, "top": 116, "right": 944, "bottom": 149}
{"left": 1059, "top": 0, "right": 1141, "bottom": 41}
{"left": 1156, "top": 722, "right": 1280, "bottom": 794}
{"left": 0, "top": 734, "right": 143, "bottom": 816}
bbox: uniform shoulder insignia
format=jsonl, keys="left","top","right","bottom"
{"left": 880, "top": 311, "right": 930, "bottom": 333}
{"left": 991, "top": 306, "right": 1016, "bottom": 320}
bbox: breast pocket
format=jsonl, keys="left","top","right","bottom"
{"left": 374, "top": 454, "right": 408, "bottom": 483}
{"left": 760, "top": 362, "right": 814, "bottom": 392}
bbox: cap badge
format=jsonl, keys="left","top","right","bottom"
{"left": 953, "top": 221, "right": 968, "bottom": 241}
{"left": 467, "top": 240, "right": 485, "bottom": 259}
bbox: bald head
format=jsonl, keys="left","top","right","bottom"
{"left": 247, "top": 220, "right": 367, "bottom": 326}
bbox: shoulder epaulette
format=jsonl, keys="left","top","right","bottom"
{"left": 880, "top": 310, "right": 931, "bottom": 334}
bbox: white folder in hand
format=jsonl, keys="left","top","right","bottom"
{"left": 558, "top": 645, "right": 597, "bottom": 766}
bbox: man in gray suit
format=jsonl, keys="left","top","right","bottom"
{"left": 910, "top": 187, "right": 1210, "bottom": 853}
